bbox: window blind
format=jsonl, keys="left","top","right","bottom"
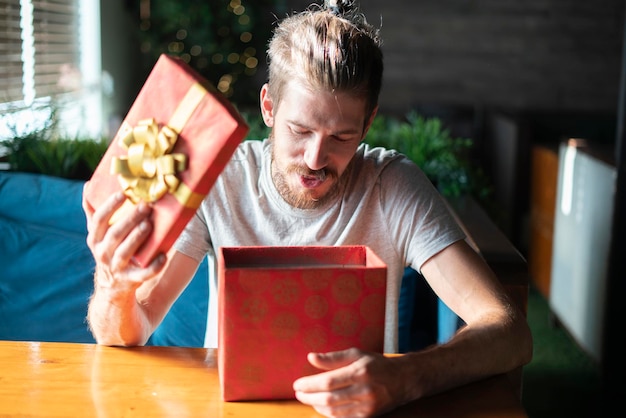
{"left": 0, "top": 0, "right": 79, "bottom": 105}
{"left": 32, "top": 0, "right": 79, "bottom": 99}
{"left": 0, "top": 0, "right": 24, "bottom": 103}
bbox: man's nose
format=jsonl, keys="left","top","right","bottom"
{"left": 303, "top": 135, "right": 328, "bottom": 170}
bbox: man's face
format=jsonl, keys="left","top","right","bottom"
{"left": 260, "top": 81, "right": 376, "bottom": 209}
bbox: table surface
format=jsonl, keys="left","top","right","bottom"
{"left": 0, "top": 340, "right": 528, "bottom": 417}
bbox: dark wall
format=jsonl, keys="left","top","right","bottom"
{"left": 288, "top": 0, "right": 624, "bottom": 117}
{"left": 102, "top": 1, "right": 625, "bottom": 246}
{"left": 107, "top": 1, "right": 625, "bottom": 130}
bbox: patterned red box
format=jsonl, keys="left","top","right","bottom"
{"left": 84, "top": 54, "right": 248, "bottom": 267}
{"left": 217, "top": 246, "right": 387, "bottom": 401}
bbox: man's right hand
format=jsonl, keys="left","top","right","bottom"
{"left": 82, "top": 184, "right": 167, "bottom": 288}
{"left": 82, "top": 183, "right": 169, "bottom": 346}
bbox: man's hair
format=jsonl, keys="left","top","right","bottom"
{"left": 267, "top": 0, "right": 383, "bottom": 116}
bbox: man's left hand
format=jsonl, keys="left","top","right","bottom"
{"left": 293, "top": 348, "right": 407, "bottom": 417}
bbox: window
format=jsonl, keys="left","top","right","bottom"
{"left": 0, "top": 0, "right": 101, "bottom": 139}
{"left": 1, "top": 0, "right": 79, "bottom": 105}
{"left": 31, "top": 0, "right": 81, "bottom": 101}
{"left": 0, "top": 1, "right": 24, "bottom": 103}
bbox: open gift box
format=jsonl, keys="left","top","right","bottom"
{"left": 84, "top": 54, "right": 248, "bottom": 267}
{"left": 217, "top": 245, "right": 387, "bottom": 401}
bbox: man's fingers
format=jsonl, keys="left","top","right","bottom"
{"left": 295, "top": 384, "right": 376, "bottom": 417}
{"left": 294, "top": 366, "right": 354, "bottom": 393}
{"left": 108, "top": 218, "right": 153, "bottom": 272}
{"left": 306, "top": 348, "right": 364, "bottom": 370}
{"left": 294, "top": 349, "right": 365, "bottom": 393}
{"left": 86, "top": 191, "right": 126, "bottom": 247}
{"left": 81, "top": 182, "right": 95, "bottom": 217}
{"left": 295, "top": 383, "right": 355, "bottom": 405}
{"left": 91, "top": 200, "right": 152, "bottom": 263}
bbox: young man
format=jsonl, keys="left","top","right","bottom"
{"left": 83, "top": 1, "right": 532, "bottom": 416}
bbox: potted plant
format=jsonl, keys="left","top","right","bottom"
{"left": 0, "top": 106, "right": 109, "bottom": 181}
{"left": 364, "top": 111, "right": 492, "bottom": 201}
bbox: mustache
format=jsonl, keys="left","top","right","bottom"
{"left": 289, "top": 166, "right": 331, "bottom": 182}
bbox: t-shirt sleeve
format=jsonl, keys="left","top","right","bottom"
{"left": 379, "top": 155, "right": 466, "bottom": 273}
{"left": 173, "top": 208, "right": 211, "bottom": 262}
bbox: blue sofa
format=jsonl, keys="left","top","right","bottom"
{"left": 0, "top": 171, "right": 456, "bottom": 350}
{"left": 0, "top": 172, "right": 207, "bottom": 346}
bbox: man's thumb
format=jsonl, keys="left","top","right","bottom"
{"left": 306, "top": 347, "right": 362, "bottom": 370}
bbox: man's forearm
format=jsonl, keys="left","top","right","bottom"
{"left": 87, "top": 278, "right": 153, "bottom": 346}
{"left": 397, "top": 313, "right": 533, "bottom": 402}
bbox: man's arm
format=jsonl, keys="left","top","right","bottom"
{"left": 407, "top": 238, "right": 533, "bottom": 395}
{"left": 83, "top": 186, "right": 200, "bottom": 346}
{"left": 293, "top": 239, "right": 533, "bottom": 417}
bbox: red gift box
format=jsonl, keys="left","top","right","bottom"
{"left": 217, "top": 245, "right": 387, "bottom": 401}
{"left": 84, "top": 54, "right": 248, "bottom": 267}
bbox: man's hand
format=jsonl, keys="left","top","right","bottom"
{"left": 293, "top": 348, "right": 408, "bottom": 418}
{"left": 83, "top": 185, "right": 166, "bottom": 290}
{"left": 83, "top": 183, "right": 169, "bottom": 346}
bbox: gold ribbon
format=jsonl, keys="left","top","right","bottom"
{"left": 110, "top": 83, "right": 207, "bottom": 207}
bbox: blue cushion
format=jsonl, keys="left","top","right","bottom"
{"left": 398, "top": 267, "right": 463, "bottom": 352}
{"left": 0, "top": 172, "right": 88, "bottom": 234}
{"left": 0, "top": 217, "right": 96, "bottom": 342}
{"left": 398, "top": 268, "right": 437, "bottom": 352}
{"left": 0, "top": 171, "right": 211, "bottom": 346}
{"left": 398, "top": 267, "right": 417, "bottom": 352}
{"left": 437, "top": 299, "right": 464, "bottom": 344}
{"left": 0, "top": 172, "right": 95, "bottom": 342}
{"left": 148, "top": 257, "right": 209, "bottom": 347}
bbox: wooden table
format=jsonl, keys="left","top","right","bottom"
{"left": 0, "top": 340, "right": 528, "bottom": 417}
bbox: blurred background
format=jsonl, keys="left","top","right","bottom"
{"left": 1, "top": 1, "right": 625, "bottom": 416}
{"left": 4, "top": 0, "right": 622, "bottom": 241}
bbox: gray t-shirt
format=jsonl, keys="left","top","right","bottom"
{"left": 174, "top": 139, "right": 465, "bottom": 352}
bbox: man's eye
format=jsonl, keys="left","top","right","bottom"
{"left": 291, "top": 128, "right": 308, "bottom": 136}
{"left": 334, "top": 135, "right": 356, "bottom": 143}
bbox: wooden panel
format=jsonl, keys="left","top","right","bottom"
{"left": 528, "top": 145, "right": 559, "bottom": 299}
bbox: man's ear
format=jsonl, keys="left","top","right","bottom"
{"left": 259, "top": 83, "right": 274, "bottom": 127}
{"left": 362, "top": 105, "right": 379, "bottom": 139}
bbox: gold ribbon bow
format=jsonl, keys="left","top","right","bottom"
{"left": 108, "top": 82, "right": 208, "bottom": 209}
{"left": 111, "top": 118, "right": 188, "bottom": 203}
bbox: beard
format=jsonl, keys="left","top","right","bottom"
{"left": 269, "top": 136, "right": 342, "bottom": 210}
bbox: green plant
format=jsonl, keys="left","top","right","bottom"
{"left": 1, "top": 102, "right": 109, "bottom": 181}
{"left": 2, "top": 132, "right": 109, "bottom": 181}
{"left": 241, "top": 111, "right": 270, "bottom": 140}
{"left": 365, "top": 111, "right": 492, "bottom": 200}
{"left": 1, "top": 108, "right": 266, "bottom": 182}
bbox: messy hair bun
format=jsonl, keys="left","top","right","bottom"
{"left": 268, "top": 0, "right": 383, "bottom": 116}
{"left": 325, "top": 0, "right": 356, "bottom": 16}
